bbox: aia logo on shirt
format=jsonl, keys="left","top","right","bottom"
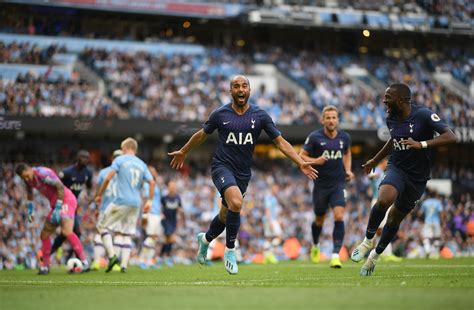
{"left": 322, "top": 150, "right": 342, "bottom": 160}
{"left": 226, "top": 132, "right": 254, "bottom": 145}
{"left": 392, "top": 138, "right": 411, "bottom": 151}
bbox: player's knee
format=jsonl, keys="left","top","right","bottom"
{"left": 227, "top": 197, "right": 243, "bottom": 212}
{"left": 376, "top": 197, "right": 393, "bottom": 210}
{"left": 315, "top": 216, "right": 325, "bottom": 226}
{"left": 333, "top": 207, "right": 344, "bottom": 221}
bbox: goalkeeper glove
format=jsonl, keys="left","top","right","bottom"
{"left": 27, "top": 201, "right": 34, "bottom": 223}
{"left": 51, "top": 200, "right": 63, "bottom": 225}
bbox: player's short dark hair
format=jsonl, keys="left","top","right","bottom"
{"left": 229, "top": 75, "right": 250, "bottom": 88}
{"left": 15, "top": 162, "right": 29, "bottom": 176}
{"left": 389, "top": 83, "right": 411, "bottom": 101}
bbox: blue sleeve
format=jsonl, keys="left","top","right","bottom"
{"left": 111, "top": 157, "right": 121, "bottom": 172}
{"left": 143, "top": 165, "right": 153, "bottom": 182}
{"left": 261, "top": 110, "right": 281, "bottom": 140}
{"left": 345, "top": 132, "right": 351, "bottom": 154}
{"left": 142, "top": 182, "right": 150, "bottom": 198}
{"left": 303, "top": 133, "right": 315, "bottom": 152}
{"left": 423, "top": 108, "right": 448, "bottom": 134}
{"left": 202, "top": 110, "right": 219, "bottom": 134}
{"left": 97, "top": 170, "right": 105, "bottom": 186}
{"left": 437, "top": 201, "right": 443, "bottom": 212}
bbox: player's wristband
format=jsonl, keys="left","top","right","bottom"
{"left": 146, "top": 199, "right": 153, "bottom": 205}
{"left": 420, "top": 141, "right": 428, "bottom": 149}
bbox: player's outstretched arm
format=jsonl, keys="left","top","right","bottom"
{"left": 168, "top": 129, "right": 208, "bottom": 170}
{"left": 362, "top": 139, "right": 393, "bottom": 175}
{"left": 400, "top": 127, "right": 457, "bottom": 150}
{"left": 273, "top": 136, "right": 318, "bottom": 180}
{"left": 299, "top": 149, "right": 328, "bottom": 166}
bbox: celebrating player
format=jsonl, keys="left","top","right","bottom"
{"left": 95, "top": 137, "right": 155, "bottom": 273}
{"left": 51, "top": 150, "right": 93, "bottom": 259}
{"left": 168, "top": 75, "right": 317, "bottom": 274}
{"left": 300, "top": 105, "right": 353, "bottom": 268}
{"left": 15, "top": 163, "right": 89, "bottom": 274}
{"left": 351, "top": 83, "right": 457, "bottom": 276}
{"left": 91, "top": 149, "right": 122, "bottom": 271}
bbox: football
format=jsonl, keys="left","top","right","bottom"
{"left": 66, "top": 258, "right": 83, "bottom": 274}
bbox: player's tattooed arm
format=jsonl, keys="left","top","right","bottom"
{"left": 168, "top": 129, "right": 208, "bottom": 170}
{"left": 400, "top": 127, "right": 457, "bottom": 150}
{"left": 362, "top": 139, "right": 393, "bottom": 175}
{"left": 299, "top": 149, "right": 328, "bottom": 166}
{"left": 273, "top": 136, "right": 318, "bottom": 180}
{"left": 95, "top": 170, "right": 116, "bottom": 205}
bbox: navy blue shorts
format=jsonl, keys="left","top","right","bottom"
{"left": 380, "top": 167, "right": 426, "bottom": 213}
{"left": 211, "top": 165, "right": 249, "bottom": 207}
{"left": 161, "top": 219, "right": 177, "bottom": 236}
{"left": 312, "top": 184, "right": 346, "bottom": 216}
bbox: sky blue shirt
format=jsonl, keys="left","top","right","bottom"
{"left": 97, "top": 166, "right": 118, "bottom": 212}
{"left": 370, "top": 166, "right": 385, "bottom": 199}
{"left": 264, "top": 193, "right": 279, "bottom": 222}
{"left": 142, "top": 182, "right": 161, "bottom": 215}
{"left": 421, "top": 198, "right": 443, "bottom": 225}
{"left": 111, "top": 154, "right": 152, "bottom": 208}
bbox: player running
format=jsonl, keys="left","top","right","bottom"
{"left": 368, "top": 158, "right": 402, "bottom": 262}
{"left": 95, "top": 137, "right": 155, "bottom": 273}
{"left": 420, "top": 190, "right": 443, "bottom": 259}
{"left": 139, "top": 166, "right": 162, "bottom": 269}
{"left": 159, "top": 180, "right": 184, "bottom": 267}
{"left": 300, "top": 105, "right": 353, "bottom": 268}
{"left": 91, "top": 149, "right": 122, "bottom": 271}
{"left": 15, "top": 163, "right": 89, "bottom": 274}
{"left": 51, "top": 150, "right": 93, "bottom": 259}
{"left": 262, "top": 184, "right": 283, "bottom": 264}
{"left": 351, "top": 83, "right": 457, "bottom": 276}
{"left": 168, "top": 75, "right": 317, "bottom": 274}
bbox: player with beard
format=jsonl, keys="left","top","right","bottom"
{"left": 351, "top": 83, "right": 456, "bottom": 276}
{"left": 168, "top": 75, "right": 318, "bottom": 274}
{"left": 300, "top": 105, "right": 353, "bottom": 268}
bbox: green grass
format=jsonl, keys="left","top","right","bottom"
{"left": 1, "top": 258, "right": 473, "bottom": 310}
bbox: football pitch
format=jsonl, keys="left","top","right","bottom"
{"left": 1, "top": 258, "right": 473, "bottom": 310}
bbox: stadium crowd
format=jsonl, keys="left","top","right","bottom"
{"left": 0, "top": 73, "right": 118, "bottom": 118}
{"left": 0, "top": 41, "right": 63, "bottom": 65}
{"left": 1, "top": 44, "right": 471, "bottom": 128}
{"left": 1, "top": 160, "right": 472, "bottom": 270}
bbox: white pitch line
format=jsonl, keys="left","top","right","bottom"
{"left": 0, "top": 272, "right": 471, "bottom": 287}
{"left": 283, "top": 264, "right": 474, "bottom": 269}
